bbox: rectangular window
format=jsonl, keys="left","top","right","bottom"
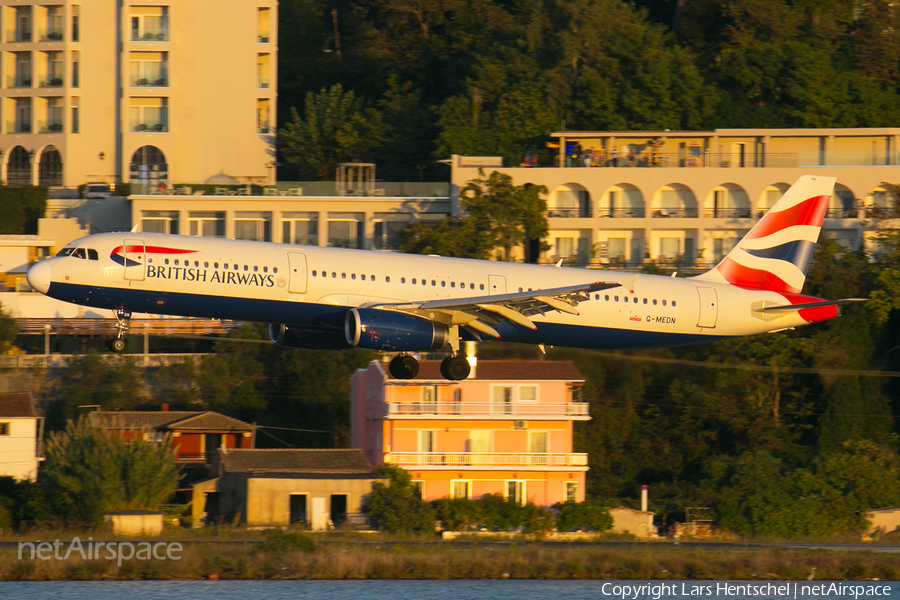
{"left": 130, "top": 52, "right": 168, "bottom": 87}
{"left": 659, "top": 238, "right": 680, "bottom": 262}
{"left": 608, "top": 238, "right": 626, "bottom": 263}
{"left": 373, "top": 213, "right": 410, "bottom": 251}
{"left": 71, "top": 97, "right": 80, "bottom": 134}
{"left": 72, "top": 6, "right": 80, "bottom": 42}
{"left": 257, "top": 53, "right": 270, "bottom": 89}
{"left": 40, "top": 97, "right": 64, "bottom": 133}
{"left": 492, "top": 385, "right": 512, "bottom": 415}
{"left": 451, "top": 480, "right": 471, "bottom": 499}
{"left": 15, "top": 98, "right": 32, "bottom": 133}
{"left": 506, "top": 481, "right": 526, "bottom": 504}
{"left": 15, "top": 6, "right": 32, "bottom": 42}
{"left": 131, "top": 6, "right": 169, "bottom": 41}
{"left": 565, "top": 482, "right": 578, "bottom": 503}
{"left": 258, "top": 7, "right": 270, "bottom": 43}
{"left": 0, "top": 423, "right": 8, "bottom": 436}
{"left": 327, "top": 212, "right": 363, "bottom": 249}
{"left": 528, "top": 431, "right": 547, "bottom": 454}
{"left": 257, "top": 98, "right": 270, "bottom": 134}
{"left": 129, "top": 97, "right": 168, "bottom": 132}
{"left": 411, "top": 481, "right": 424, "bottom": 500}
{"left": 556, "top": 237, "right": 575, "bottom": 259}
{"left": 42, "top": 51, "right": 64, "bottom": 87}
{"left": 189, "top": 212, "right": 225, "bottom": 238}
{"left": 142, "top": 210, "right": 178, "bottom": 234}
{"left": 234, "top": 211, "right": 272, "bottom": 242}
{"left": 519, "top": 385, "right": 537, "bottom": 402}
{"left": 71, "top": 51, "right": 80, "bottom": 88}
{"left": 44, "top": 6, "right": 64, "bottom": 41}
{"left": 281, "top": 212, "right": 317, "bottom": 245}
{"left": 15, "top": 52, "right": 32, "bottom": 88}
{"left": 418, "top": 430, "right": 435, "bottom": 453}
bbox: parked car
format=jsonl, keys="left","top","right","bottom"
{"left": 84, "top": 183, "right": 112, "bottom": 199}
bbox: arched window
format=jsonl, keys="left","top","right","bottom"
{"left": 7, "top": 146, "right": 31, "bottom": 186}
{"left": 129, "top": 145, "right": 167, "bottom": 187}
{"left": 39, "top": 146, "right": 62, "bottom": 186}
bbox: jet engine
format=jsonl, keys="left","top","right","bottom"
{"left": 268, "top": 323, "right": 351, "bottom": 350}
{"left": 344, "top": 308, "right": 448, "bottom": 351}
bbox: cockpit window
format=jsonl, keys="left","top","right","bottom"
{"left": 87, "top": 249, "right": 99, "bottom": 260}
{"left": 71, "top": 248, "right": 86, "bottom": 259}
{"left": 56, "top": 248, "right": 75, "bottom": 257}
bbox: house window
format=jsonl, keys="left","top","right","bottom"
{"left": 565, "top": 482, "right": 578, "bottom": 503}
{"left": 507, "top": 481, "right": 526, "bottom": 504}
{"left": 257, "top": 98, "right": 270, "bottom": 134}
{"left": 451, "top": 480, "right": 471, "bottom": 499}
{"left": 189, "top": 212, "right": 225, "bottom": 237}
{"left": 411, "top": 481, "right": 424, "bottom": 500}
{"left": 72, "top": 51, "right": 80, "bottom": 88}
{"left": 142, "top": 211, "right": 179, "bottom": 234}
{"left": 0, "top": 423, "right": 8, "bottom": 436}
{"left": 44, "top": 6, "right": 64, "bottom": 41}
{"left": 257, "top": 53, "right": 270, "bottom": 89}
{"left": 40, "top": 97, "right": 64, "bottom": 133}
{"left": 492, "top": 385, "right": 512, "bottom": 415}
{"left": 235, "top": 211, "right": 272, "bottom": 242}
{"left": 282, "top": 212, "right": 317, "bottom": 245}
{"left": 421, "top": 386, "right": 437, "bottom": 414}
{"left": 528, "top": 431, "right": 547, "bottom": 453}
{"left": 519, "top": 385, "right": 537, "bottom": 402}
{"left": 131, "top": 6, "right": 169, "bottom": 41}
{"left": 130, "top": 97, "right": 168, "bottom": 132}
{"left": 418, "top": 430, "right": 435, "bottom": 453}
{"left": 373, "top": 213, "right": 411, "bottom": 250}
{"left": 130, "top": 52, "right": 168, "bottom": 87}
{"left": 257, "top": 7, "right": 270, "bottom": 43}
{"left": 71, "top": 97, "right": 80, "bottom": 133}
{"left": 327, "top": 213, "right": 363, "bottom": 249}
{"left": 71, "top": 5, "right": 80, "bottom": 42}
{"left": 42, "top": 51, "right": 64, "bottom": 87}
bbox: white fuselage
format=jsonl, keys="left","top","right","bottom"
{"left": 28, "top": 232, "right": 825, "bottom": 350}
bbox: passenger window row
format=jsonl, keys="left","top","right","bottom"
{"left": 148, "top": 257, "right": 278, "bottom": 274}
{"left": 310, "top": 270, "right": 486, "bottom": 291}
{"left": 598, "top": 294, "right": 676, "bottom": 307}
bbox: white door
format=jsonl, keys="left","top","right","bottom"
{"left": 697, "top": 287, "right": 718, "bottom": 328}
{"left": 310, "top": 496, "right": 327, "bottom": 531}
{"left": 488, "top": 274, "right": 506, "bottom": 294}
{"left": 287, "top": 252, "right": 307, "bottom": 293}
{"left": 123, "top": 239, "right": 145, "bottom": 281}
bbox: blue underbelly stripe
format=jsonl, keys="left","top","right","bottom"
{"left": 46, "top": 282, "right": 732, "bottom": 351}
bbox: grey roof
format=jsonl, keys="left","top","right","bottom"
{"left": 219, "top": 449, "right": 375, "bottom": 474}
{"left": 0, "top": 393, "right": 36, "bottom": 418}
{"left": 89, "top": 411, "right": 252, "bottom": 432}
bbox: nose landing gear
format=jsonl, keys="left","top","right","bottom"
{"left": 109, "top": 308, "right": 131, "bottom": 353}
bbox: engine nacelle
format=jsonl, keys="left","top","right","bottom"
{"left": 344, "top": 308, "right": 448, "bottom": 351}
{"left": 269, "top": 323, "right": 350, "bottom": 350}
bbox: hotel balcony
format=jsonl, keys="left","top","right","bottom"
{"left": 384, "top": 452, "right": 589, "bottom": 469}
{"left": 385, "top": 402, "right": 590, "bottom": 420}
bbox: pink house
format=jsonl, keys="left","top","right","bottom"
{"left": 351, "top": 359, "right": 590, "bottom": 505}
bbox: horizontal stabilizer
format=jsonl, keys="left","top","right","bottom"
{"left": 753, "top": 298, "right": 867, "bottom": 313}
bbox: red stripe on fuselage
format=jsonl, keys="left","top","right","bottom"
{"left": 111, "top": 246, "right": 198, "bottom": 255}
{"left": 745, "top": 195, "right": 830, "bottom": 240}
{"left": 717, "top": 257, "right": 798, "bottom": 293}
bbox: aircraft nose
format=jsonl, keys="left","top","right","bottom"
{"left": 26, "top": 260, "right": 51, "bottom": 295}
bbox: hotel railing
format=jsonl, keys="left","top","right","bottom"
{"left": 387, "top": 402, "right": 590, "bottom": 418}
{"left": 384, "top": 452, "right": 588, "bottom": 467}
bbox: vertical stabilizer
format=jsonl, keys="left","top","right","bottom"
{"left": 695, "top": 175, "right": 836, "bottom": 293}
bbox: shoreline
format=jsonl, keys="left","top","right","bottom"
{"left": 2, "top": 541, "right": 898, "bottom": 581}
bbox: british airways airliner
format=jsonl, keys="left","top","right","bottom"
{"left": 26, "top": 175, "right": 861, "bottom": 380}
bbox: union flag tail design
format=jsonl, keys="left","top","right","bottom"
{"left": 696, "top": 175, "right": 836, "bottom": 293}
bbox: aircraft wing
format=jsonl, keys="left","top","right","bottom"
{"left": 362, "top": 278, "right": 633, "bottom": 339}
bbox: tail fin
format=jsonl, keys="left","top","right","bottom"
{"left": 696, "top": 175, "right": 836, "bottom": 293}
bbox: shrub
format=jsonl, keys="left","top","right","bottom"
{"left": 362, "top": 464, "right": 435, "bottom": 534}
{"left": 257, "top": 530, "right": 316, "bottom": 553}
{"left": 554, "top": 500, "right": 613, "bottom": 532}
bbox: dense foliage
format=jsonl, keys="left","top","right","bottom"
{"left": 0, "top": 185, "right": 47, "bottom": 234}
{"left": 362, "top": 464, "right": 436, "bottom": 533}
{"left": 277, "top": 0, "right": 900, "bottom": 180}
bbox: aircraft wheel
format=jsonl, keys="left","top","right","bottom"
{"left": 110, "top": 338, "right": 127, "bottom": 353}
{"left": 443, "top": 355, "right": 470, "bottom": 381}
{"left": 389, "top": 355, "right": 419, "bottom": 379}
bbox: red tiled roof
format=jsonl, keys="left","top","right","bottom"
{"left": 394, "top": 360, "right": 584, "bottom": 382}
{"left": 0, "top": 393, "right": 36, "bottom": 418}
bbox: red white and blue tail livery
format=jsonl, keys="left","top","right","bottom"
{"left": 27, "top": 175, "right": 863, "bottom": 380}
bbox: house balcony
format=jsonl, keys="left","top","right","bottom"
{"left": 385, "top": 402, "right": 590, "bottom": 420}
{"left": 384, "top": 452, "right": 588, "bottom": 470}
{"left": 176, "top": 451, "right": 218, "bottom": 464}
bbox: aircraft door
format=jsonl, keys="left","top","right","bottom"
{"left": 488, "top": 275, "right": 506, "bottom": 295}
{"left": 123, "top": 239, "right": 145, "bottom": 281}
{"left": 697, "top": 286, "right": 718, "bottom": 328}
{"left": 287, "top": 252, "right": 308, "bottom": 294}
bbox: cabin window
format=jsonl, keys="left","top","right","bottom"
{"left": 480, "top": 284, "right": 484, "bottom": 290}
{"left": 254, "top": 266, "right": 258, "bottom": 272}
{"left": 441, "top": 281, "right": 446, "bottom": 287}
{"left": 57, "top": 248, "right": 75, "bottom": 257}
{"left": 422, "top": 279, "right": 426, "bottom": 285}
{"left": 214, "top": 262, "right": 219, "bottom": 268}
{"left": 175, "top": 259, "right": 180, "bottom": 265}
{"left": 662, "top": 300, "right": 667, "bottom": 306}
{"left": 273, "top": 267, "right": 278, "bottom": 273}
{"left": 164, "top": 258, "right": 169, "bottom": 265}
{"left": 431, "top": 280, "right": 436, "bottom": 286}
{"left": 244, "top": 265, "right": 249, "bottom": 271}
{"left": 332, "top": 272, "right": 336, "bottom": 278}
{"left": 341, "top": 273, "right": 346, "bottom": 279}
{"left": 312, "top": 270, "right": 317, "bottom": 276}
{"left": 412, "top": 278, "right": 417, "bottom": 284}
{"left": 386, "top": 276, "right": 391, "bottom": 282}
{"left": 653, "top": 299, "right": 657, "bottom": 305}
{"left": 633, "top": 297, "right": 638, "bottom": 304}
{"left": 401, "top": 277, "right": 406, "bottom": 283}
{"left": 605, "top": 295, "right": 609, "bottom": 301}
{"left": 614, "top": 296, "right": 619, "bottom": 302}
{"left": 673, "top": 300, "right": 677, "bottom": 307}
{"left": 518, "top": 287, "right": 523, "bottom": 292}
{"left": 263, "top": 266, "right": 267, "bottom": 272}
{"left": 72, "top": 248, "right": 85, "bottom": 259}
{"left": 351, "top": 273, "right": 356, "bottom": 280}
{"left": 471, "top": 284, "right": 475, "bottom": 289}
{"left": 88, "top": 249, "right": 98, "bottom": 260}
{"left": 452, "top": 282, "right": 456, "bottom": 288}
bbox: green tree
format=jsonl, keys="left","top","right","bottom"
{"left": 38, "top": 417, "right": 179, "bottom": 527}
{"left": 461, "top": 171, "right": 548, "bottom": 262}
{"left": 280, "top": 84, "right": 386, "bottom": 179}
{"left": 0, "top": 302, "right": 18, "bottom": 354}
{"left": 362, "top": 464, "right": 435, "bottom": 533}
{"left": 398, "top": 216, "right": 494, "bottom": 259}
{"left": 554, "top": 500, "right": 613, "bottom": 532}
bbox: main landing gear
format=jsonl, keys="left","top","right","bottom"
{"left": 387, "top": 325, "right": 472, "bottom": 381}
{"left": 109, "top": 307, "right": 131, "bottom": 353}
